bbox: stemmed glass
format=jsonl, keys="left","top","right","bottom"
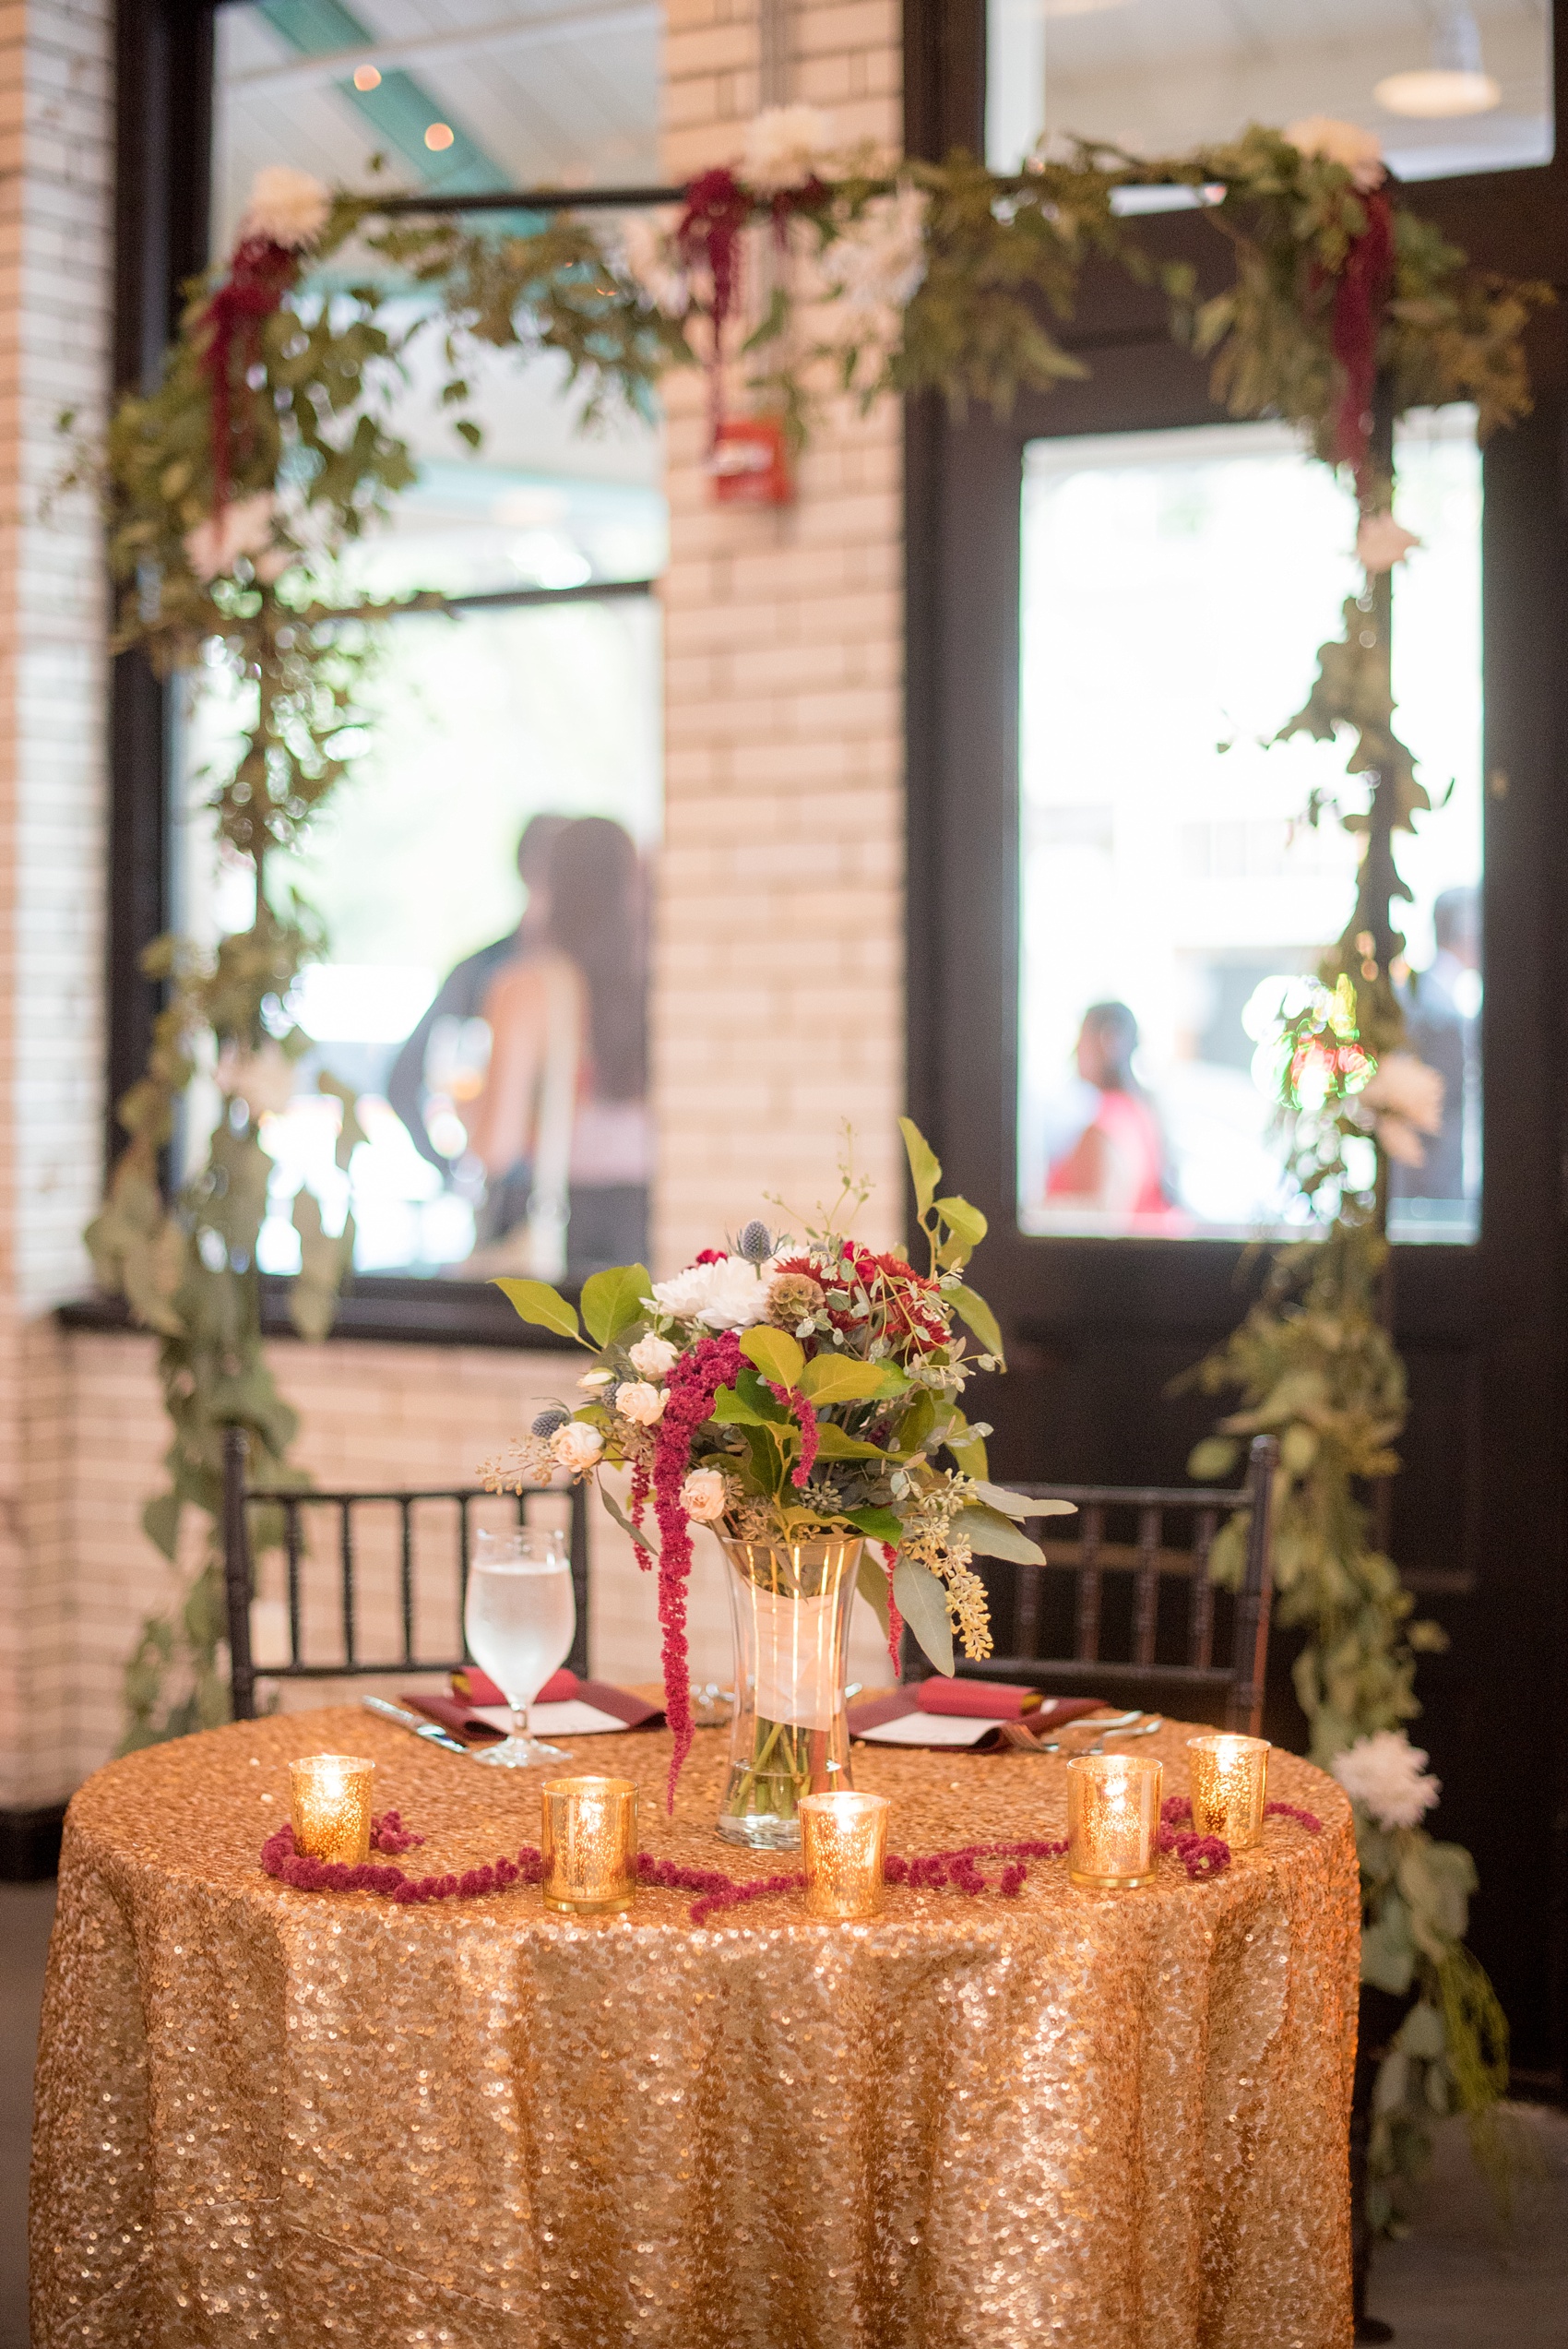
{"left": 464, "top": 1527, "right": 576, "bottom": 1769}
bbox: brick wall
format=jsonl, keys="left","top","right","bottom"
{"left": 655, "top": 0, "right": 905, "bottom": 1268}
{"left": 0, "top": 0, "right": 907, "bottom": 1807}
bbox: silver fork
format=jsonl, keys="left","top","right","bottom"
{"left": 1031, "top": 1708, "right": 1143, "bottom": 1755}
{"left": 1085, "top": 1714, "right": 1164, "bottom": 1755}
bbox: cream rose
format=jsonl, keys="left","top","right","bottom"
{"left": 627, "top": 1332, "right": 679, "bottom": 1378}
{"left": 680, "top": 1468, "right": 729, "bottom": 1523}
{"left": 552, "top": 1420, "right": 605, "bottom": 1473}
{"left": 184, "top": 490, "right": 281, "bottom": 586}
{"left": 1285, "top": 115, "right": 1385, "bottom": 192}
{"left": 616, "top": 1380, "right": 668, "bottom": 1427}
{"left": 1357, "top": 512, "right": 1422, "bottom": 574}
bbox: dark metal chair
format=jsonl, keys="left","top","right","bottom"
{"left": 928, "top": 1433, "right": 1278, "bottom": 1734}
{"left": 220, "top": 1426, "right": 590, "bottom": 1722}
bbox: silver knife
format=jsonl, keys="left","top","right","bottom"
{"left": 362, "top": 1693, "right": 472, "bottom": 1755}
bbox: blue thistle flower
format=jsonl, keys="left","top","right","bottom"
{"left": 531, "top": 1406, "right": 572, "bottom": 1439}
{"left": 737, "top": 1219, "right": 773, "bottom": 1263}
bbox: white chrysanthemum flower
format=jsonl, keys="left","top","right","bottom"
{"left": 1357, "top": 512, "right": 1422, "bottom": 574}
{"left": 552, "top": 1420, "right": 605, "bottom": 1473}
{"left": 1333, "top": 1731, "right": 1441, "bottom": 1830}
{"left": 680, "top": 1467, "right": 729, "bottom": 1522}
{"left": 821, "top": 185, "right": 929, "bottom": 316}
{"left": 742, "top": 103, "right": 836, "bottom": 193}
{"left": 615, "top": 1380, "right": 668, "bottom": 1426}
{"left": 215, "top": 1038, "right": 296, "bottom": 1119}
{"left": 651, "top": 1255, "right": 773, "bottom": 1330}
{"left": 627, "top": 1332, "right": 679, "bottom": 1378}
{"left": 620, "top": 213, "right": 689, "bottom": 318}
{"left": 241, "top": 165, "right": 332, "bottom": 251}
{"left": 183, "top": 490, "right": 282, "bottom": 585}
{"left": 1285, "top": 116, "right": 1385, "bottom": 192}
{"left": 1356, "top": 1051, "right": 1445, "bottom": 1167}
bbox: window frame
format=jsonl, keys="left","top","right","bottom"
{"left": 101, "top": 0, "right": 659, "bottom": 1346}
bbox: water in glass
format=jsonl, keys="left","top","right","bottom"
{"left": 464, "top": 1527, "right": 576, "bottom": 1768}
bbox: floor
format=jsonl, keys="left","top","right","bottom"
{"left": 0, "top": 1876, "right": 1562, "bottom": 2344}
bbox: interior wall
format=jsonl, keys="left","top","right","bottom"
{"left": 0, "top": 0, "right": 908, "bottom": 1810}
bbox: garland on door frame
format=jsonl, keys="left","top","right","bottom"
{"left": 73, "top": 114, "right": 1536, "bottom": 2187}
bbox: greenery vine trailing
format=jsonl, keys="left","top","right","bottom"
{"left": 77, "top": 122, "right": 1538, "bottom": 2188}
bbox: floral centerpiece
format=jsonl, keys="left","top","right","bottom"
{"left": 485, "top": 1123, "right": 1065, "bottom": 1838}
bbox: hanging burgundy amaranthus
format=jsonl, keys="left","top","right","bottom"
{"left": 649, "top": 1328, "right": 746, "bottom": 1806}
{"left": 1327, "top": 185, "right": 1396, "bottom": 494}
{"left": 196, "top": 233, "right": 302, "bottom": 513}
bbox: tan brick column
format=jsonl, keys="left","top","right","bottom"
{"left": 0, "top": 0, "right": 113, "bottom": 1813}
{"left": 656, "top": 0, "right": 905, "bottom": 1267}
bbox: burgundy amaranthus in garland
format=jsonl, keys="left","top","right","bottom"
{"left": 486, "top": 1123, "right": 1075, "bottom": 1806}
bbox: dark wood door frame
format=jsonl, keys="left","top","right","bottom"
{"left": 901, "top": 0, "right": 1568, "bottom": 2084}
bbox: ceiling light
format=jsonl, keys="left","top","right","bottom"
{"left": 1375, "top": 7, "right": 1501, "bottom": 119}
{"left": 352, "top": 64, "right": 382, "bottom": 91}
{"left": 424, "top": 122, "right": 455, "bottom": 151}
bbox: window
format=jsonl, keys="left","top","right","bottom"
{"left": 987, "top": 1, "right": 1553, "bottom": 185}
{"left": 172, "top": 2, "right": 667, "bottom": 1288}
{"left": 1016, "top": 409, "right": 1482, "bottom": 1244}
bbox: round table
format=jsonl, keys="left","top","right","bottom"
{"left": 31, "top": 1707, "right": 1359, "bottom": 2348}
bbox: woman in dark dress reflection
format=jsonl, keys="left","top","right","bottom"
{"left": 463, "top": 817, "right": 650, "bottom": 1283}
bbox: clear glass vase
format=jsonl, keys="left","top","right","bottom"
{"left": 715, "top": 1533, "right": 861, "bottom": 1849}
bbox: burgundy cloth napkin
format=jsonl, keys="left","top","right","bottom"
{"left": 399, "top": 1669, "right": 665, "bottom": 1746}
{"left": 916, "top": 1679, "right": 1045, "bottom": 1720}
{"left": 847, "top": 1688, "right": 1109, "bottom": 1750}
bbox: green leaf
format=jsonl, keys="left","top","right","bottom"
{"left": 898, "top": 1115, "right": 941, "bottom": 1219}
{"left": 739, "top": 1325, "right": 805, "bottom": 1389}
{"left": 934, "top": 1195, "right": 987, "bottom": 1270}
{"left": 949, "top": 1281, "right": 1004, "bottom": 1362}
{"left": 579, "top": 1263, "right": 653, "bottom": 1346}
{"left": 813, "top": 1424, "right": 889, "bottom": 1461}
{"left": 956, "top": 1504, "right": 1046, "bottom": 1566}
{"left": 970, "top": 1479, "right": 1075, "bottom": 1521}
{"left": 944, "top": 1413, "right": 989, "bottom": 1478}
{"left": 798, "top": 1355, "right": 885, "bottom": 1404}
{"left": 711, "top": 1382, "right": 768, "bottom": 1426}
{"left": 1187, "top": 1437, "right": 1241, "bottom": 1482}
{"left": 893, "top": 1558, "right": 955, "bottom": 1676}
{"left": 598, "top": 1478, "right": 658, "bottom": 1558}
{"left": 855, "top": 1546, "right": 892, "bottom": 1641}
{"left": 142, "top": 1492, "right": 182, "bottom": 1562}
{"left": 736, "top": 1364, "right": 792, "bottom": 1423}
{"left": 843, "top": 1506, "right": 905, "bottom": 1544}
{"left": 493, "top": 1278, "right": 579, "bottom": 1341}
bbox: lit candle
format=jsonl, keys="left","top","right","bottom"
{"left": 289, "top": 1753, "right": 375, "bottom": 1864}
{"left": 799, "top": 1790, "right": 889, "bottom": 1920}
{"left": 540, "top": 1776, "right": 638, "bottom": 1914}
{"left": 1067, "top": 1754, "right": 1162, "bottom": 1889}
{"left": 1186, "top": 1734, "right": 1270, "bottom": 1849}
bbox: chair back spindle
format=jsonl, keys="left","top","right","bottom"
{"left": 220, "top": 1426, "right": 591, "bottom": 1721}
{"left": 927, "top": 1434, "right": 1278, "bottom": 1735}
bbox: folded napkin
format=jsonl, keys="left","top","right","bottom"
{"left": 400, "top": 1669, "right": 664, "bottom": 1746}
{"left": 848, "top": 1688, "right": 1108, "bottom": 1751}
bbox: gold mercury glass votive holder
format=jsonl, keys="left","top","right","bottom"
{"left": 1186, "top": 1734, "right": 1270, "bottom": 1850}
{"left": 540, "top": 1776, "right": 639, "bottom": 1914}
{"left": 289, "top": 1753, "right": 376, "bottom": 1864}
{"left": 799, "top": 1790, "right": 889, "bottom": 1920}
{"left": 1067, "top": 1753, "right": 1163, "bottom": 1890}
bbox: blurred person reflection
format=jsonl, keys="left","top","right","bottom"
{"left": 463, "top": 816, "right": 649, "bottom": 1282}
{"left": 386, "top": 812, "right": 570, "bottom": 1240}
{"left": 1394, "top": 885, "right": 1480, "bottom": 1204}
{"left": 1046, "top": 1001, "right": 1172, "bottom": 1217}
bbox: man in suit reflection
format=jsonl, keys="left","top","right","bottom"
{"left": 1394, "top": 885, "right": 1480, "bottom": 1203}
{"left": 386, "top": 812, "right": 569, "bottom": 1233}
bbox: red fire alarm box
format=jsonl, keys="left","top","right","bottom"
{"left": 709, "top": 416, "right": 794, "bottom": 507}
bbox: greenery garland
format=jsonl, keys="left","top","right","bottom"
{"left": 75, "top": 124, "right": 1539, "bottom": 2193}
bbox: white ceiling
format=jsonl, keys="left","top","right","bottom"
{"left": 213, "top": 0, "right": 663, "bottom": 252}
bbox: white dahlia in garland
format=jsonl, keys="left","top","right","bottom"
{"left": 822, "top": 185, "right": 929, "bottom": 317}
{"left": 240, "top": 165, "right": 332, "bottom": 251}
{"left": 741, "top": 103, "right": 836, "bottom": 193}
{"left": 1333, "top": 1731, "right": 1441, "bottom": 1831}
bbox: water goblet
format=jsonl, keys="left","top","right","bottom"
{"left": 464, "top": 1527, "right": 576, "bottom": 1769}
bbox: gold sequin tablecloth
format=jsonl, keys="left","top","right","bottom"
{"left": 31, "top": 1707, "right": 1358, "bottom": 2349}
